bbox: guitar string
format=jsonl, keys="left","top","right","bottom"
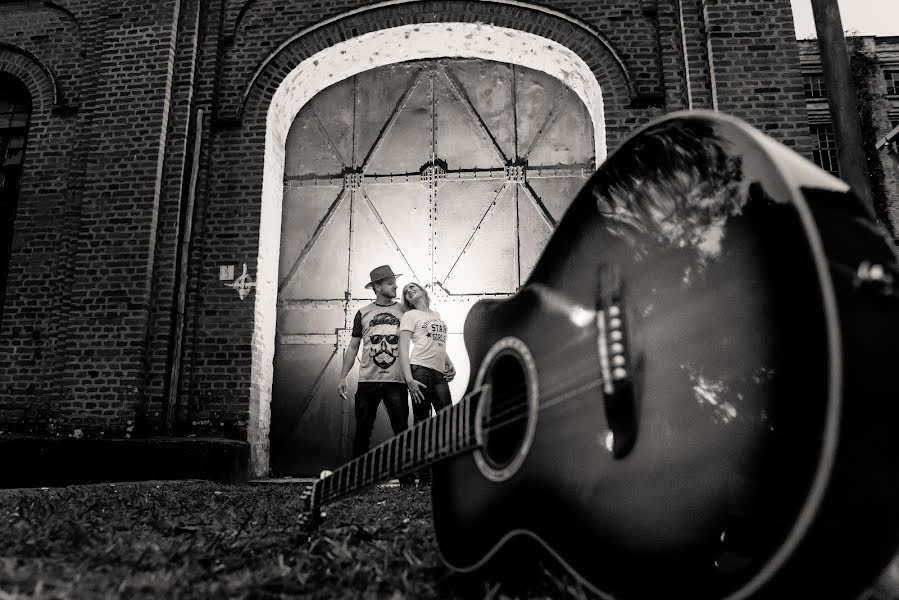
{"left": 326, "top": 337, "right": 606, "bottom": 491}
{"left": 322, "top": 398, "right": 476, "bottom": 496}
{"left": 481, "top": 332, "right": 606, "bottom": 427}
{"left": 459, "top": 343, "right": 601, "bottom": 431}
{"left": 321, "top": 374, "right": 609, "bottom": 500}
{"left": 323, "top": 331, "right": 611, "bottom": 498}
{"left": 454, "top": 347, "right": 616, "bottom": 439}
{"left": 343, "top": 360, "right": 606, "bottom": 474}
{"left": 473, "top": 364, "right": 603, "bottom": 431}
{"left": 322, "top": 396, "right": 484, "bottom": 498}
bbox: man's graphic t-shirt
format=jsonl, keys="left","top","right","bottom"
{"left": 352, "top": 302, "right": 406, "bottom": 383}
{"left": 399, "top": 309, "right": 448, "bottom": 372}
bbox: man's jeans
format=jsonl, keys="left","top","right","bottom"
{"left": 353, "top": 381, "right": 409, "bottom": 458}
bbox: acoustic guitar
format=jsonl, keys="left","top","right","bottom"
{"left": 299, "top": 111, "right": 899, "bottom": 599}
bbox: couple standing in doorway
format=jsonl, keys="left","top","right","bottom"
{"left": 336, "top": 264, "right": 455, "bottom": 486}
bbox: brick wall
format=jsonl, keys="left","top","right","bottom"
{"left": 704, "top": 0, "right": 812, "bottom": 156}
{"left": 0, "top": 1, "right": 814, "bottom": 462}
{"left": 142, "top": 0, "right": 204, "bottom": 431}
{"left": 0, "top": 0, "right": 185, "bottom": 435}
{"left": 62, "top": 0, "right": 183, "bottom": 432}
{"left": 0, "top": 1, "right": 86, "bottom": 434}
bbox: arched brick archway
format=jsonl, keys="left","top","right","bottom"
{"left": 237, "top": 11, "right": 633, "bottom": 476}
{"left": 0, "top": 46, "right": 58, "bottom": 329}
{"left": 0, "top": 45, "right": 59, "bottom": 116}
{"left": 221, "top": 0, "right": 634, "bottom": 123}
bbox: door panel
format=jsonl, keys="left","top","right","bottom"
{"left": 271, "top": 344, "right": 346, "bottom": 474}
{"left": 272, "top": 58, "right": 595, "bottom": 476}
{"left": 307, "top": 78, "right": 356, "bottom": 166}
{"left": 526, "top": 91, "right": 594, "bottom": 167}
{"left": 284, "top": 108, "right": 344, "bottom": 176}
{"left": 364, "top": 73, "right": 431, "bottom": 174}
{"left": 437, "top": 68, "right": 508, "bottom": 169}
{"left": 277, "top": 305, "right": 346, "bottom": 336}
{"left": 278, "top": 186, "right": 346, "bottom": 292}
{"left": 353, "top": 65, "right": 423, "bottom": 168}
{"left": 445, "top": 61, "right": 516, "bottom": 161}
{"left": 518, "top": 188, "right": 554, "bottom": 281}
{"left": 529, "top": 176, "right": 591, "bottom": 221}
{"left": 433, "top": 179, "right": 509, "bottom": 287}
{"left": 441, "top": 186, "right": 517, "bottom": 294}
{"left": 362, "top": 182, "right": 431, "bottom": 287}
{"left": 281, "top": 196, "right": 351, "bottom": 300}
{"left": 349, "top": 192, "right": 420, "bottom": 295}
{"left": 515, "top": 67, "right": 568, "bottom": 158}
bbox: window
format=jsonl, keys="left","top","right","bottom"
{"left": 0, "top": 73, "right": 32, "bottom": 327}
{"left": 803, "top": 73, "right": 827, "bottom": 98}
{"left": 811, "top": 124, "right": 839, "bottom": 177}
{"left": 885, "top": 70, "right": 899, "bottom": 96}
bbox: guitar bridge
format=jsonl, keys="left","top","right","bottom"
{"left": 597, "top": 304, "right": 627, "bottom": 396}
{"left": 596, "top": 264, "right": 638, "bottom": 459}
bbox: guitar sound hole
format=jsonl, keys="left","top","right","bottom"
{"left": 482, "top": 353, "right": 530, "bottom": 469}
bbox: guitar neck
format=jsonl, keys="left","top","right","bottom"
{"left": 312, "top": 391, "right": 480, "bottom": 508}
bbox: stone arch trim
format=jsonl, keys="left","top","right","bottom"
{"left": 0, "top": 43, "right": 61, "bottom": 111}
{"left": 226, "top": 0, "right": 632, "bottom": 72}
{"left": 229, "top": 0, "right": 634, "bottom": 122}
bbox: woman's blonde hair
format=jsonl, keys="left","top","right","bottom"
{"left": 402, "top": 282, "right": 431, "bottom": 311}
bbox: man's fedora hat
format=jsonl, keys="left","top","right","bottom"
{"left": 365, "top": 265, "right": 402, "bottom": 289}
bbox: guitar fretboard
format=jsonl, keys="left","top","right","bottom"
{"left": 314, "top": 391, "right": 480, "bottom": 506}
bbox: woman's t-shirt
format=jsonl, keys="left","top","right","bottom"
{"left": 399, "top": 309, "right": 448, "bottom": 372}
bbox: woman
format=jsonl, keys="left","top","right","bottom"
{"left": 399, "top": 282, "right": 455, "bottom": 484}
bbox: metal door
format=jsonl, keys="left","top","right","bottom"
{"left": 271, "top": 58, "right": 595, "bottom": 475}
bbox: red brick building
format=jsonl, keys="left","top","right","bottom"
{"left": 0, "top": 0, "right": 813, "bottom": 477}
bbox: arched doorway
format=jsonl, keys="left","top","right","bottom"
{"left": 270, "top": 57, "right": 595, "bottom": 475}
{"left": 0, "top": 73, "right": 32, "bottom": 328}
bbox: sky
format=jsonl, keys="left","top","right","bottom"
{"left": 790, "top": 0, "right": 899, "bottom": 38}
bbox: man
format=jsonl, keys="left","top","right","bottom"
{"left": 337, "top": 265, "right": 414, "bottom": 484}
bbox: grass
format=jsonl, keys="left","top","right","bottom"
{"left": 0, "top": 481, "right": 590, "bottom": 599}
{"left": 1, "top": 480, "right": 896, "bottom": 599}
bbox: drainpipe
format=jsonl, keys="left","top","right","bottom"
{"left": 811, "top": 0, "right": 874, "bottom": 212}
{"left": 676, "top": 0, "right": 694, "bottom": 109}
{"left": 165, "top": 108, "right": 204, "bottom": 434}
{"left": 161, "top": 0, "right": 204, "bottom": 435}
{"left": 702, "top": 0, "right": 718, "bottom": 111}
{"left": 876, "top": 123, "right": 899, "bottom": 238}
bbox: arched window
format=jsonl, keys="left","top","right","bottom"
{"left": 0, "top": 73, "right": 32, "bottom": 326}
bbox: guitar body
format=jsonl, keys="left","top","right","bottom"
{"left": 431, "top": 112, "right": 899, "bottom": 599}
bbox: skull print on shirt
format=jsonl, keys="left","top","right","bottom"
{"left": 368, "top": 312, "right": 401, "bottom": 370}
{"left": 354, "top": 302, "right": 405, "bottom": 383}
